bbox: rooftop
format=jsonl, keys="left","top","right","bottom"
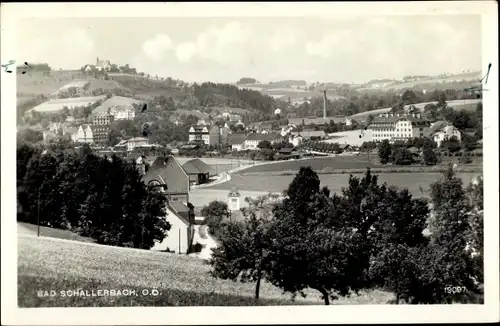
{"left": 182, "top": 158, "right": 214, "bottom": 175}
{"left": 245, "top": 132, "right": 280, "bottom": 141}
{"left": 228, "top": 133, "right": 247, "bottom": 145}
{"left": 92, "top": 96, "right": 142, "bottom": 114}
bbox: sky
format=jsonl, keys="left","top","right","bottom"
{"left": 16, "top": 15, "right": 482, "bottom": 84}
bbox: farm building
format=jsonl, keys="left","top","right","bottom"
{"left": 27, "top": 95, "right": 107, "bottom": 115}
{"left": 182, "top": 158, "right": 214, "bottom": 185}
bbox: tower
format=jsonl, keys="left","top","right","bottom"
{"left": 323, "top": 87, "right": 327, "bottom": 119}
{"left": 228, "top": 187, "right": 241, "bottom": 211}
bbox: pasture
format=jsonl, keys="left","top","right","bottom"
{"left": 18, "top": 232, "right": 394, "bottom": 307}
{"left": 29, "top": 95, "right": 108, "bottom": 114}
{"left": 210, "top": 172, "right": 479, "bottom": 198}
{"left": 17, "top": 70, "right": 84, "bottom": 96}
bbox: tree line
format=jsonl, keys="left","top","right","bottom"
{"left": 17, "top": 141, "right": 171, "bottom": 248}
{"left": 209, "top": 166, "right": 483, "bottom": 304}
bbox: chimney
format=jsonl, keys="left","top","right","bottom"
{"left": 323, "top": 89, "right": 327, "bottom": 119}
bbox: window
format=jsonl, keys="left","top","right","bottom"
{"left": 231, "top": 198, "right": 237, "bottom": 203}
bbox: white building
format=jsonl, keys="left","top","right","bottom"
{"left": 289, "top": 134, "right": 304, "bottom": 147}
{"left": 432, "top": 125, "right": 462, "bottom": 148}
{"left": 368, "top": 113, "right": 431, "bottom": 143}
{"left": 126, "top": 137, "right": 150, "bottom": 151}
{"left": 189, "top": 125, "right": 209, "bottom": 144}
{"left": 228, "top": 188, "right": 241, "bottom": 211}
{"left": 110, "top": 105, "right": 135, "bottom": 120}
{"left": 74, "top": 124, "right": 94, "bottom": 144}
{"left": 274, "top": 108, "right": 282, "bottom": 116}
{"left": 345, "top": 117, "right": 353, "bottom": 126}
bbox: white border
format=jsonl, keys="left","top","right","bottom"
{"left": 1, "top": 2, "right": 498, "bottom": 325}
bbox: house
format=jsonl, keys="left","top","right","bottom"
{"left": 278, "top": 147, "right": 299, "bottom": 159}
{"left": 92, "top": 96, "right": 142, "bottom": 121}
{"left": 182, "top": 158, "right": 214, "bottom": 185}
{"left": 150, "top": 202, "right": 198, "bottom": 254}
{"left": 228, "top": 133, "right": 247, "bottom": 151}
{"left": 84, "top": 65, "right": 93, "bottom": 72}
{"left": 345, "top": 117, "right": 353, "bottom": 126}
{"left": 368, "top": 113, "right": 431, "bottom": 143}
{"left": 74, "top": 124, "right": 94, "bottom": 143}
{"left": 95, "top": 57, "right": 111, "bottom": 71}
{"left": 110, "top": 105, "right": 135, "bottom": 120}
{"left": 432, "top": 124, "right": 462, "bottom": 148}
{"left": 43, "top": 130, "right": 58, "bottom": 143}
{"left": 126, "top": 137, "right": 150, "bottom": 151}
{"left": 243, "top": 132, "right": 283, "bottom": 150}
{"left": 289, "top": 134, "right": 304, "bottom": 147}
{"left": 188, "top": 125, "right": 209, "bottom": 145}
{"left": 141, "top": 155, "right": 190, "bottom": 203}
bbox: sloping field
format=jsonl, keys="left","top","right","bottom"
{"left": 386, "top": 72, "right": 481, "bottom": 90}
{"left": 17, "top": 70, "right": 84, "bottom": 96}
{"left": 18, "top": 233, "right": 393, "bottom": 306}
{"left": 29, "top": 95, "right": 108, "bottom": 114}
{"left": 174, "top": 109, "right": 210, "bottom": 120}
{"left": 349, "top": 99, "right": 482, "bottom": 121}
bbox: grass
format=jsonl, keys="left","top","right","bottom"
{"left": 235, "top": 155, "right": 382, "bottom": 174}
{"left": 17, "top": 223, "right": 95, "bottom": 243}
{"left": 17, "top": 233, "right": 394, "bottom": 307}
{"left": 210, "top": 171, "right": 479, "bottom": 198}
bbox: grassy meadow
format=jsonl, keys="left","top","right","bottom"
{"left": 210, "top": 171, "right": 479, "bottom": 198}
{"left": 18, "top": 231, "right": 394, "bottom": 307}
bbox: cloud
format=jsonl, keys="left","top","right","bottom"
{"left": 174, "top": 21, "right": 254, "bottom": 65}
{"left": 176, "top": 42, "right": 197, "bottom": 63}
{"left": 142, "top": 34, "right": 173, "bottom": 61}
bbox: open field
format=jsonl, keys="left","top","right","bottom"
{"left": 17, "top": 70, "right": 84, "bottom": 96}
{"left": 235, "top": 156, "right": 382, "bottom": 173}
{"left": 18, "top": 232, "right": 394, "bottom": 307}
{"left": 386, "top": 72, "right": 481, "bottom": 90}
{"left": 29, "top": 95, "right": 108, "bottom": 114}
{"left": 18, "top": 223, "right": 95, "bottom": 243}
{"left": 209, "top": 172, "right": 479, "bottom": 198}
{"left": 348, "top": 99, "right": 482, "bottom": 121}
{"left": 175, "top": 157, "right": 254, "bottom": 166}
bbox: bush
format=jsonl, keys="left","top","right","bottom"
{"left": 459, "top": 156, "right": 473, "bottom": 164}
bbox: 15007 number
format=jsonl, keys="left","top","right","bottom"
{"left": 444, "top": 286, "right": 467, "bottom": 294}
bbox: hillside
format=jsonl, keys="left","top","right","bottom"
{"left": 17, "top": 230, "right": 394, "bottom": 307}
{"left": 348, "top": 98, "right": 482, "bottom": 122}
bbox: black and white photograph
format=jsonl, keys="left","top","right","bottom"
{"left": 1, "top": 2, "right": 499, "bottom": 325}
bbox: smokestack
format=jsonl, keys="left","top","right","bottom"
{"left": 323, "top": 88, "right": 327, "bottom": 119}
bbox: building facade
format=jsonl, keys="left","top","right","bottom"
{"left": 74, "top": 124, "right": 94, "bottom": 143}
{"left": 89, "top": 125, "right": 110, "bottom": 144}
{"left": 110, "top": 105, "right": 135, "bottom": 120}
{"left": 92, "top": 113, "right": 114, "bottom": 125}
{"left": 369, "top": 113, "right": 431, "bottom": 143}
{"left": 126, "top": 137, "right": 150, "bottom": 151}
{"left": 189, "top": 125, "right": 209, "bottom": 144}
{"left": 433, "top": 125, "right": 462, "bottom": 148}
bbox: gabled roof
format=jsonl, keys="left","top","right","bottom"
{"left": 245, "top": 132, "right": 280, "bottom": 141}
{"left": 291, "top": 130, "right": 326, "bottom": 138}
{"left": 279, "top": 147, "right": 297, "bottom": 154}
{"left": 228, "top": 133, "right": 247, "bottom": 145}
{"left": 182, "top": 158, "right": 214, "bottom": 175}
{"left": 142, "top": 155, "right": 189, "bottom": 193}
